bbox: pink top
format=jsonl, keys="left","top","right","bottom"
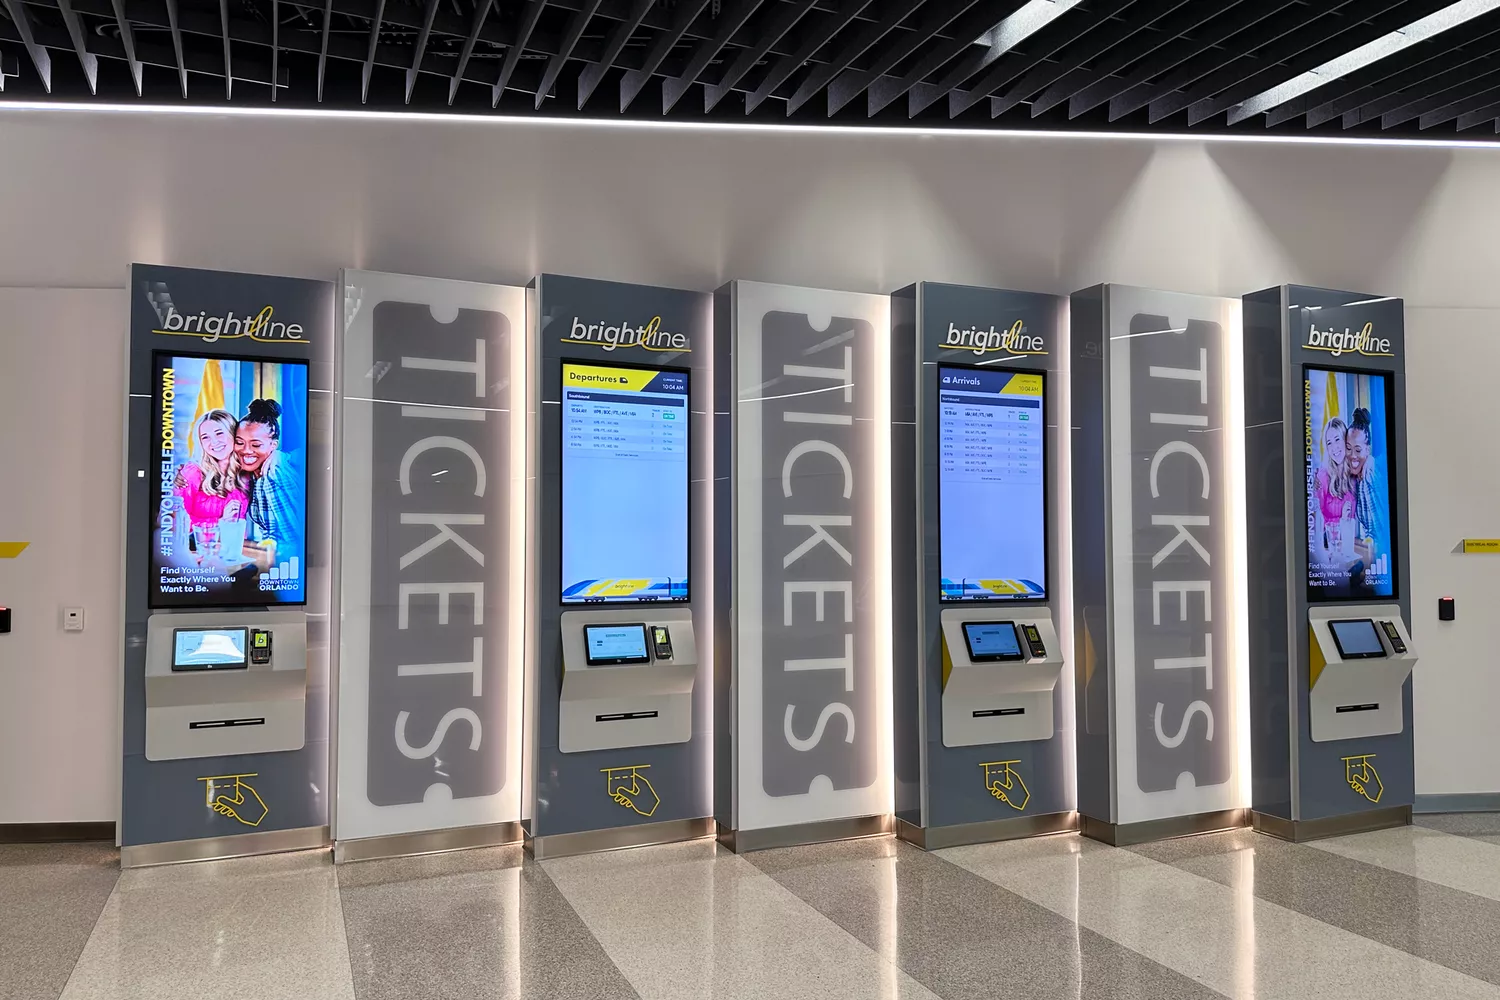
{"left": 174, "top": 463, "right": 249, "bottom": 528}
{"left": 1315, "top": 468, "right": 1354, "bottom": 524}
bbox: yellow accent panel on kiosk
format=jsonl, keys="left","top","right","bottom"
{"left": 0, "top": 542, "right": 29, "bottom": 559}
{"left": 999, "top": 373, "right": 1044, "bottom": 396}
{"left": 942, "top": 635, "right": 953, "bottom": 690}
{"left": 1309, "top": 625, "right": 1327, "bottom": 690}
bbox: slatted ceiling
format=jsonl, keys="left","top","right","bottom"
{"left": 7, "top": 0, "right": 1500, "bottom": 141}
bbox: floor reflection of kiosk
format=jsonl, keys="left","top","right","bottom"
{"left": 524, "top": 275, "right": 713, "bottom": 859}
{"left": 890, "top": 282, "right": 1073, "bottom": 849}
{"left": 1244, "top": 286, "right": 1416, "bottom": 840}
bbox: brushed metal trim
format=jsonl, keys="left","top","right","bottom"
{"left": 120, "top": 825, "right": 330, "bottom": 868}
{"left": 718, "top": 814, "right": 892, "bottom": 853}
{"left": 897, "top": 811, "right": 1078, "bottom": 851}
{"left": 1081, "top": 808, "right": 1247, "bottom": 847}
{"left": 333, "top": 822, "right": 522, "bottom": 864}
{"left": 526, "top": 817, "right": 713, "bottom": 860}
{"left": 1415, "top": 793, "right": 1500, "bottom": 814}
{"left": 1253, "top": 805, "right": 1410, "bottom": 843}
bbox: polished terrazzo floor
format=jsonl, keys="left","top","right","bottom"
{"left": 5, "top": 813, "right": 1500, "bottom": 1000}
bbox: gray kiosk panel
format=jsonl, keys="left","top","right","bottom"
{"left": 1308, "top": 605, "right": 1416, "bottom": 743}
{"left": 559, "top": 607, "right": 696, "bottom": 753}
{"left": 939, "top": 609, "right": 1063, "bottom": 746}
{"left": 144, "top": 609, "right": 308, "bottom": 761}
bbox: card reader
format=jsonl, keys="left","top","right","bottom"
{"left": 1379, "top": 620, "right": 1407, "bottom": 655}
{"left": 1021, "top": 623, "right": 1047, "bottom": 659}
{"left": 249, "top": 629, "right": 273, "bottom": 664}
{"left": 652, "top": 625, "right": 674, "bottom": 660}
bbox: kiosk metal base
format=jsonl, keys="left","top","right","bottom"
{"left": 896, "top": 812, "right": 1077, "bottom": 851}
{"left": 525, "top": 817, "right": 714, "bottom": 860}
{"left": 1080, "top": 809, "right": 1246, "bottom": 847}
{"left": 120, "top": 825, "right": 329, "bottom": 868}
{"left": 334, "top": 821, "right": 522, "bottom": 864}
{"left": 717, "top": 815, "right": 892, "bottom": 854}
{"left": 1252, "top": 806, "right": 1410, "bottom": 843}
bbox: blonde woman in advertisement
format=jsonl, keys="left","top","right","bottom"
{"left": 1310, "top": 416, "right": 1357, "bottom": 576}
{"left": 173, "top": 409, "right": 249, "bottom": 530}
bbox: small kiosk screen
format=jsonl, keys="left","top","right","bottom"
{"left": 172, "top": 627, "right": 250, "bottom": 671}
{"left": 561, "top": 363, "right": 690, "bottom": 604}
{"left": 1328, "top": 619, "right": 1388, "bottom": 660}
{"left": 961, "top": 622, "right": 1026, "bottom": 662}
{"left": 583, "top": 624, "right": 652, "bottom": 665}
{"left": 937, "top": 367, "right": 1046, "bottom": 602}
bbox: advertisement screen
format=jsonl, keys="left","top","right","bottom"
{"left": 938, "top": 366, "right": 1046, "bottom": 601}
{"left": 150, "top": 353, "right": 310, "bottom": 608}
{"left": 561, "top": 362, "right": 689, "bottom": 603}
{"left": 1305, "top": 367, "right": 1396, "bottom": 601}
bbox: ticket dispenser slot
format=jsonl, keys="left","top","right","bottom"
{"left": 1308, "top": 604, "right": 1417, "bottom": 743}
{"left": 939, "top": 608, "right": 1064, "bottom": 747}
{"left": 559, "top": 608, "right": 696, "bottom": 753}
{"left": 143, "top": 610, "right": 308, "bottom": 761}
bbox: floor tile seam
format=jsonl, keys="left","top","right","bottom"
{"left": 521, "top": 854, "right": 649, "bottom": 1000}
{"left": 1077, "top": 840, "right": 1500, "bottom": 996}
{"left": 328, "top": 872, "right": 362, "bottom": 1000}
{"left": 1301, "top": 828, "right": 1500, "bottom": 905}
{"left": 53, "top": 877, "right": 123, "bottom": 1000}
{"left": 728, "top": 858, "right": 943, "bottom": 997}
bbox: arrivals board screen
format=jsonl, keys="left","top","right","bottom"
{"left": 561, "top": 363, "right": 690, "bottom": 603}
{"left": 1304, "top": 367, "right": 1396, "bottom": 601}
{"left": 937, "top": 366, "right": 1047, "bottom": 602}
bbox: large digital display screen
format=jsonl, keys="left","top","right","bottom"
{"left": 150, "top": 353, "right": 309, "bottom": 608}
{"left": 561, "top": 362, "right": 689, "bottom": 603}
{"left": 1305, "top": 367, "right": 1395, "bottom": 601}
{"left": 938, "top": 366, "right": 1046, "bottom": 601}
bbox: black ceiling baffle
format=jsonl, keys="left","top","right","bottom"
{"left": 4, "top": 0, "right": 1500, "bottom": 140}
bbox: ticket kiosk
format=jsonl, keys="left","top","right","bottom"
{"left": 1243, "top": 285, "right": 1416, "bottom": 840}
{"left": 119, "top": 265, "right": 332, "bottom": 866}
{"left": 890, "top": 282, "right": 1073, "bottom": 849}
{"left": 524, "top": 275, "right": 714, "bottom": 858}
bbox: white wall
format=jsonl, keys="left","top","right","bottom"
{"left": 0, "top": 289, "right": 126, "bottom": 822}
{"left": 1, "top": 109, "right": 1496, "bottom": 817}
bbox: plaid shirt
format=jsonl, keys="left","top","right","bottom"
{"left": 248, "top": 450, "right": 303, "bottom": 557}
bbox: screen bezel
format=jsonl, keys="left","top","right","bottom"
{"left": 583, "top": 623, "right": 653, "bottom": 666}
{"left": 936, "top": 363, "right": 1050, "bottom": 605}
{"left": 147, "top": 350, "right": 312, "bottom": 611}
{"left": 1302, "top": 364, "right": 1400, "bottom": 605}
{"left": 961, "top": 621, "right": 1026, "bottom": 662}
{"left": 559, "top": 358, "right": 692, "bottom": 607}
{"left": 170, "top": 626, "right": 251, "bottom": 671}
{"left": 1327, "top": 618, "right": 1389, "bottom": 660}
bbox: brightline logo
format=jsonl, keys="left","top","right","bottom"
{"left": 564, "top": 315, "right": 691, "bottom": 353}
{"left": 154, "top": 304, "right": 310, "bottom": 344}
{"left": 942, "top": 319, "right": 1046, "bottom": 357}
{"left": 1305, "top": 321, "right": 1393, "bottom": 358}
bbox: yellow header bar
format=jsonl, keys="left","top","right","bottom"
{"left": 1462, "top": 539, "right": 1500, "bottom": 554}
{"left": 1001, "top": 373, "right": 1044, "bottom": 397}
{"left": 563, "top": 364, "right": 657, "bottom": 392}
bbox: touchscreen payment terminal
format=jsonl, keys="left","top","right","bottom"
{"left": 583, "top": 624, "right": 652, "bottom": 666}
{"left": 1379, "top": 620, "right": 1407, "bottom": 654}
{"left": 1328, "top": 619, "right": 1388, "bottom": 660}
{"left": 962, "top": 622, "right": 1025, "bottom": 662}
